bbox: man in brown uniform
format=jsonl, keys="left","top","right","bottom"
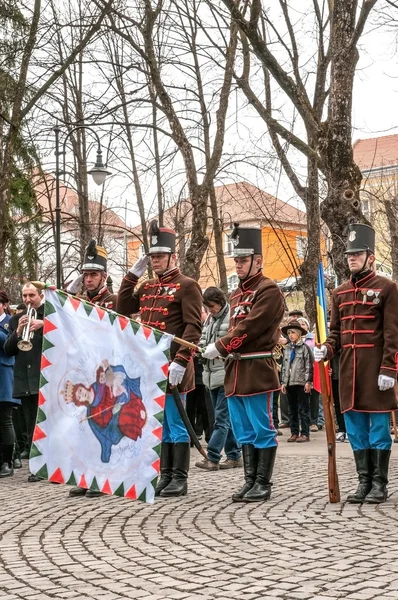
{"left": 117, "top": 221, "right": 202, "bottom": 498}
{"left": 202, "top": 224, "right": 284, "bottom": 502}
{"left": 315, "top": 223, "right": 398, "bottom": 504}
{"left": 66, "top": 240, "right": 116, "bottom": 310}
{"left": 67, "top": 240, "right": 117, "bottom": 497}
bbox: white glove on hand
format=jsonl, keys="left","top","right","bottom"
{"left": 202, "top": 343, "right": 221, "bottom": 360}
{"left": 378, "top": 374, "right": 396, "bottom": 392}
{"left": 314, "top": 345, "right": 327, "bottom": 362}
{"left": 129, "top": 255, "right": 149, "bottom": 278}
{"left": 66, "top": 274, "right": 84, "bottom": 294}
{"left": 168, "top": 361, "right": 186, "bottom": 387}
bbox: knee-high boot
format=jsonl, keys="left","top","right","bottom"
{"left": 346, "top": 449, "right": 372, "bottom": 503}
{"left": 160, "top": 442, "right": 190, "bottom": 497}
{"left": 154, "top": 442, "right": 174, "bottom": 497}
{"left": 232, "top": 445, "right": 257, "bottom": 502}
{"left": 364, "top": 449, "right": 390, "bottom": 504}
{"left": 243, "top": 447, "right": 277, "bottom": 502}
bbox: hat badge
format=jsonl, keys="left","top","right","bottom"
{"left": 348, "top": 231, "right": 356, "bottom": 242}
{"left": 151, "top": 235, "right": 158, "bottom": 245}
{"left": 87, "top": 254, "right": 95, "bottom": 260}
{"left": 232, "top": 235, "right": 239, "bottom": 247}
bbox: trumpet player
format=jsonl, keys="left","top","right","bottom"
{"left": 4, "top": 282, "right": 44, "bottom": 483}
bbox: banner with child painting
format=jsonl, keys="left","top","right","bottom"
{"left": 29, "top": 288, "right": 171, "bottom": 503}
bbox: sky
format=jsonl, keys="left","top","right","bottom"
{"left": 37, "top": 2, "right": 398, "bottom": 227}
{"left": 353, "top": 12, "right": 398, "bottom": 140}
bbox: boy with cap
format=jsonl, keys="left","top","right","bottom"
{"left": 315, "top": 223, "right": 398, "bottom": 504}
{"left": 280, "top": 321, "right": 313, "bottom": 443}
{"left": 117, "top": 221, "right": 202, "bottom": 498}
{"left": 202, "top": 223, "right": 284, "bottom": 502}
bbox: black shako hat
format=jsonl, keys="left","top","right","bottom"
{"left": 148, "top": 220, "right": 176, "bottom": 254}
{"left": 82, "top": 240, "right": 107, "bottom": 272}
{"left": 228, "top": 223, "right": 262, "bottom": 257}
{"left": 345, "top": 223, "right": 375, "bottom": 255}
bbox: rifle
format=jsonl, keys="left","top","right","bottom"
{"left": 312, "top": 282, "right": 340, "bottom": 503}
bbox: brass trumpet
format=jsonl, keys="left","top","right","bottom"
{"left": 17, "top": 305, "right": 37, "bottom": 352}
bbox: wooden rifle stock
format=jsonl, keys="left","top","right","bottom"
{"left": 317, "top": 351, "right": 340, "bottom": 503}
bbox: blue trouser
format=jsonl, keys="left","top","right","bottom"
{"left": 227, "top": 392, "right": 277, "bottom": 449}
{"left": 344, "top": 410, "right": 392, "bottom": 451}
{"left": 207, "top": 386, "right": 241, "bottom": 463}
{"left": 162, "top": 393, "right": 188, "bottom": 443}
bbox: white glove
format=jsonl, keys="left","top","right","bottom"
{"left": 66, "top": 274, "right": 84, "bottom": 294}
{"left": 378, "top": 374, "right": 396, "bottom": 392}
{"left": 202, "top": 343, "right": 221, "bottom": 360}
{"left": 168, "top": 361, "right": 186, "bottom": 386}
{"left": 314, "top": 345, "right": 327, "bottom": 362}
{"left": 129, "top": 255, "right": 149, "bottom": 278}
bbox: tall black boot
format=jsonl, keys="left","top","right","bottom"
{"left": 232, "top": 445, "right": 257, "bottom": 502}
{"left": 364, "top": 449, "right": 391, "bottom": 504}
{"left": 243, "top": 447, "right": 277, "bottom": 502}
{"left": 0, "top": 445, "right": 14, "bottom": 478}
{"left": 346, "top": 449, "right": 372, "bottom": 503}
{"left": 155, "top": 442, "right": 174, "bottom": 497}
{"left": 160, "top": 442, "right": 189, "bottom": 497}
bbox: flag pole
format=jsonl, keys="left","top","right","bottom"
{"left": 312, "top": 275, "right": 340, "bottom": 503}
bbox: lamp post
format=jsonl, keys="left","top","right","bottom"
{"left": 54, "top": 124, "right": 112, "bottom": 288}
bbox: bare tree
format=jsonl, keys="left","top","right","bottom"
{"left": 99, "top": 0, "right": 238, "bottom": 282}
{"left": 207, "top": 0, "right": 379, "bottom": 318}
{"left": 0, "top": 0, "right": 115, "bottom": 286}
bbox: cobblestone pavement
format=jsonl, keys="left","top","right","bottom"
{"left": 2, "top": 433, "right": 398, "bottom": 600}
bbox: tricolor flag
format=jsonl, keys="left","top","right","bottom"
{"left": 313, "top": 263, "right": 329, "bottom": 393}
{"left": 30, "top": 289, "right": 171, "bottom": 503}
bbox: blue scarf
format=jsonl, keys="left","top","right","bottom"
{"left": 289, "top": 344, "right": 296, "bottom": 364}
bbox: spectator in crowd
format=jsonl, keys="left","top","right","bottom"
{"left": 281, "top": 320, "right": 314, "bottom": 443}
{"left": 297, "top": 317, "right": 325, "bottom": 432}
{"left": 4, "top": 282, "right": 44, "bottom": 482}
{"left": 0, "top": 291, "right": 17, "bottom": 477}
{"left": 186, "top": 354, "right": 213, "bottom": 445}
{"left": 195, "top": 287, "right": 241, "bottom": 471}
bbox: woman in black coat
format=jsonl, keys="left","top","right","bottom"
{"left": 0, "top": 291, "right": 16, "bottom": 477}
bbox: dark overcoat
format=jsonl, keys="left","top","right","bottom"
{"left": 117, "top": 267, "right": 202, "bottom": 393}
{"left": 0, "top": 314, "right": 15, "bottom": 402}
{"left": 325, "top": 272, "right": 398, "bottom": 412}
{"left": 215, "top": 271, "right": 284, "bottom": 397}
{"left": 4, "top": 305, "right": 44, "bottom": 398}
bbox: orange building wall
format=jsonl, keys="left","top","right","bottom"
{"left": 127, "top": 224, "right": 311, "bottom": 288}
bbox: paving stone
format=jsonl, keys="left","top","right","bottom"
{"left": 1, "top": 440, "right": 398, "bottom": 600}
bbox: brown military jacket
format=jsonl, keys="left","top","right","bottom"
{"left": 82, "top": 286, "right": 117, "bottom": 310}
{"left": 117, "top": 267, "right": 202, "bottom": 393}
{"left": 325, "top": 271, "right": 398, "bottom": 412}
{"left": 215, "top": 271, "right": 284, "bottom": 397}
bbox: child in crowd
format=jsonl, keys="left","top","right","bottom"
{"left": 281, "top": 320, "right": 314, "bottom": 443}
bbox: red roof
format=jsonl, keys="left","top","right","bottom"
{"left": 353, "top": 134, "right": 398, "bottom": 171}
{"left": 33, "top": 172, "right": 127, "bottom": 231}
{"left": 130, "top": 181, "right": 306, "bottom": 236}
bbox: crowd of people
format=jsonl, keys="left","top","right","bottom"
{"left": 0, "top": 221, "right": 397, "bottom": 506}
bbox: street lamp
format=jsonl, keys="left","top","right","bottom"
{"left": 54, "top": 124, "right": 112, "bottom": 288}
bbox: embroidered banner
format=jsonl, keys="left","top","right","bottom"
{"left": 30, "top": 289, "right": 171, "bottom": 503}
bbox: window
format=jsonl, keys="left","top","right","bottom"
{"left": 361, "top": 199, "right": 371, "bottom": 219}
{"left": 296, "top": 236, "right": 308, "bottom": 259}
{"left": 224, "top": 231, "right": 234, "bottom": 255}
{"left": 227, "top": 273, "right": 239, "bottom": 293}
